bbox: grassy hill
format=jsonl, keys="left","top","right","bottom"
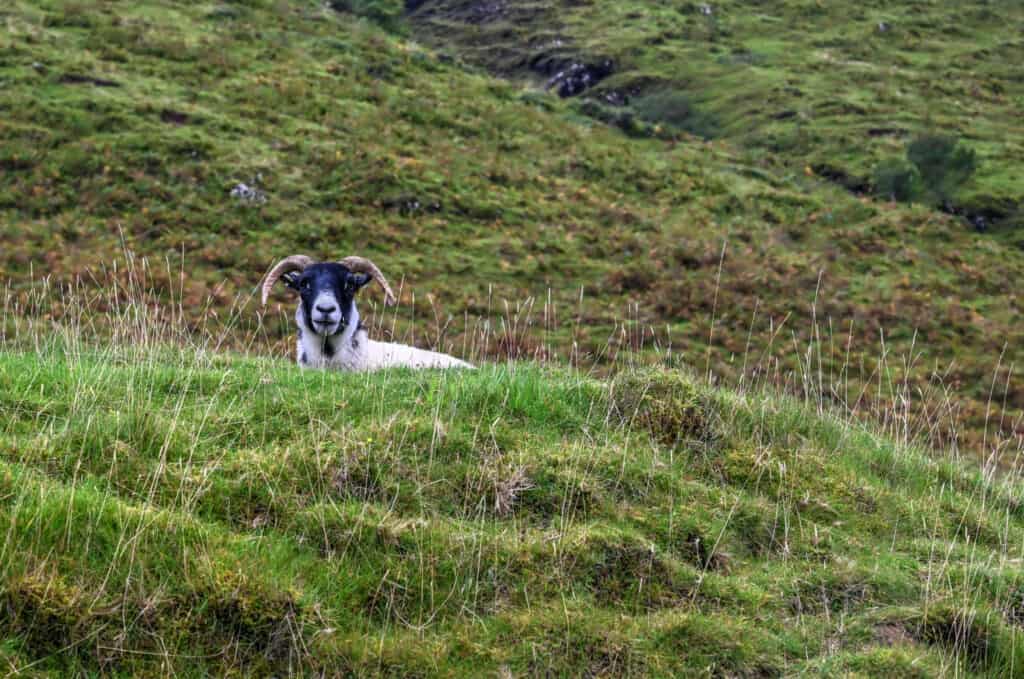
{"left": 1, "top": 318, "right": 1023, "bottom": 675}
{"left": 409, "top": 0, "right": 1024, "bottom": 226}
{"left": 1, "top": 0, "right": 1023, "bottom": 458}
{"left": 3, "top": 2, "right": 1024, "bottom": 675}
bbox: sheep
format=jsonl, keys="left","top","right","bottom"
{"left": 261, "top": 255, "right": 474, "bottom": 371}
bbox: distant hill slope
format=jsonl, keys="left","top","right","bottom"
{"left": 1, "top": 340, "right": 1023, "bottom": 675}
{"left": 0, "top": 0, "right": 1021, "bottom": 456}
{"left": 409, "top": 0, "right": 1024, "bottom": 227}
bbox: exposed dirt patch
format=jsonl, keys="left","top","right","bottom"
{"left": 867, "top": 126, "right": 908, "bottom": 137}
{"left": 59, "top": 73, "right": 121, "bottom": 87}
{"left": 812, "top": 163, "right": 869, "bottom": 194}
{"left": 676, "top": 529, "right": 731, "bottom": 572}
{"left": 0, "top": 156, "right": 34, "bottom": 172}
{"left": 160, "top": 108, "right": 192, "bottom": 125}
{"left": 918, "top": 605, "right": 998, "bottom": 671}
{"left": 381, "top": 193, "right": 442, "bottom": 215}
{"left": 875, "top": 623, "right": 913, "bottom": 646}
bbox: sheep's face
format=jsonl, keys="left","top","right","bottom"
{"left": 284, "top": 263, "right": 372, "bottom": 337}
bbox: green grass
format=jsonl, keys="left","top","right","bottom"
{"left": 0, "top": 329, "right": 1023, "bottom": 675}
{"left": 410, "top": 0, "right": 1024, "bottom": 223}
{"left": 2, "top": 1, "right": 1024, "bottom": 674}
{"left": 0, "top": 0, "right": 1022, "bottom": 463}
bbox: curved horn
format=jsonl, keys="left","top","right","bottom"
{"left": 339, "top": 256, "right": 397, "bottom": 306}
{"left": 261, "top": 255, "right": 315, "bottom": 306}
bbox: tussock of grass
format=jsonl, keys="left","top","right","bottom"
{"left": 609, "top": 367, "right": 718, "bottom": 446}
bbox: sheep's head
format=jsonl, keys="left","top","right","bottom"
{"left": 261, "top": 255, "right": 397, "bottom": 337}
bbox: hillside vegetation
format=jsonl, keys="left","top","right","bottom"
{"left": 1, "top": 312, "right": 1023, "bottom": 675}
{"left": 1, "top": 3, "right": 1023, "bottom": 671}
{"left": 410, "top": 0, "right": 1024, "bottom": 226}
{"left": 1, "top": 0, "right": 1023, "bottom": 457}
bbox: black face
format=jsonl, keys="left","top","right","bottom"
{"left": 282, "top": 263, "right": 371, "bottom": 336}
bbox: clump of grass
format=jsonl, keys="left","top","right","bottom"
{"left": 1, "top": 570, "right": 91, "bottom": 658}
{"left": 573, "top": 531, "right": 691, "bottom": 609}
{"left": 200, "top": 570, "right": 309, "bottom": 668}
{"left": 609, "top": 367, "right": 718, "bottom": 446}
{"left": 654, "top": 613, "right": 783, "bottom": 677}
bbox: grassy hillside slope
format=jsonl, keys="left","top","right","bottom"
{"left": 410, "top": 0, "right": 1024, "bottom": 225}
{"left": 1, "top": 332, "right": 1023, "bottom": 675}
{"left": 0, "top": 0, "right": 1022, "bottom": 457}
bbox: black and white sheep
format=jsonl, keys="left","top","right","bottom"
{"left": 261, "top": 255, "right": 473, "bottom": 371}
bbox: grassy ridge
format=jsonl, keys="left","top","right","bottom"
{"left": 1, "top": 338, "right": 1023, "bottom": 675}
{"left": 0, "top": 0, "right": 1021, "bottom": 455}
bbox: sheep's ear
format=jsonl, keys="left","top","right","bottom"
{"left": 348, "top": 272, "right": 372, "bottom": 292}
{"left": 281, "top": 271, "right": 301, "bottom": 290}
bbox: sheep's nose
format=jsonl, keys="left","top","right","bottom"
{"left": 315, "top": 303, "right": 338, "bottom": 314}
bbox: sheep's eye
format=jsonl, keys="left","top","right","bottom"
{"left": 300, "top": 280, "right": 310, "bottom": 290}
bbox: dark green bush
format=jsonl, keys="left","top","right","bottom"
{"left": 907, "top": 133, "right": 978, "bottom": 205}
{"left": 872, "top": 133, "right": 978, "bottom": 206}
{"left": 872, "top": 157, "right": 922, "bottom": 202}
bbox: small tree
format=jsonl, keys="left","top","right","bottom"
{"left": 872, "top": 158, "right": 922, "bottom": 203}
{"left": 871, "top": 133, "right": 978, "bottom": 206}
{"left": 906, "top": 133, "right": 978, "bottom": 206}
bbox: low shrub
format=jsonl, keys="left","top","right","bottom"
{"left": 872, "top": 157, "right": 922, "bottom": 203}
{"left": 907, "top": 133, "right": 978, "bottom": 205}
{"left": 872, "top": 133, "right": 978, "bottom": 207}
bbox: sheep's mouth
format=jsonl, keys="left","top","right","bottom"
{"left": 312, "top": 318, "right": 342, "bottom": 334}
